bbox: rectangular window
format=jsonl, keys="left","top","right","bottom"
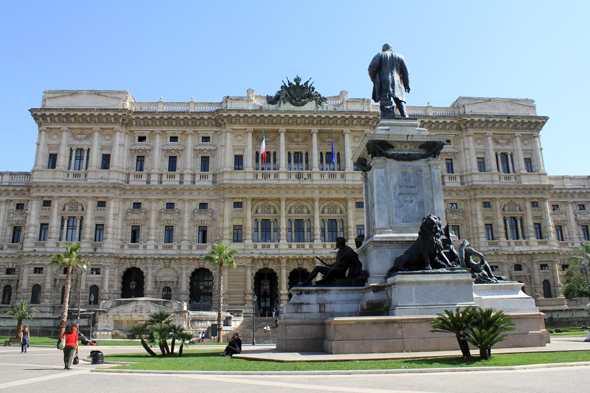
{"left": 169, "top": 136, "right": 178, "bottom": 142}
{"left": 34, "top": 267, "right": 43, "bottom": 274}
{"left": 94, "top": 224, "right": 104, "bottom": 242}
{"left": 48, "top": 153, "right": 57, "bottom": 169}
{"left": 294, "top": 219, "right": 305, "bottom": 242}
{"left": 38, "top": 223, "right": 49, "bottom": 241}
{"left": 133, "top": 202, "right": 142, "bottom": 210}
{"left": 482, "top": 201, "right": 491, "bottom": 208}
{"left": 199, "top": 203, "right": 208, "bottom": 210}
{"left": 534, "top": 223, "right": 543, "bottom": 240}
{"left": 233, "top": 225, "right": 242, "bottom": 243}
{"left": 234, "top": 155, "right": 243, "bottom": 170}
{"left": 201, "top": 136, "right": 210, "bottom": 143}
{"left": 66, "top": 217, "right": 78, "bottom": 242}
{"left": 137, "top": 136, "right": 146, "bottom": 142}
{"left": 97, "top": 201, "right": 106, "bottom": 208}
{"left": 325, "top": 152, "right": 336, "bottom": 171}
{"left": 477, "top": 157, "right": 486, "bottom": 172}
{"left": 524, "top": 158, "right": 533, "bottom": 173}
{"left": 15, "top": 203, "right": 25, "bottom": 210}
{"left": 260, "top": 219, "right": 271, "bottom": 242}
{"left": 579, "top": 204, "right": 586, "bottom": 211}
{"left": 327, "top": 219, "right": 338, "bottom": 242}
{"left": 445, "top": 159, "right": 454, "bottom": 174}
{"left": 581, "top": 225, "right": 589, "bottom": 241}
{"left": 136, "top": 156, "right": 145, "bottom": 172}
{"left": 555, "top": 225, "right": 564, "bottom": 241}
{"left": 164, "top": 226, "right": 174, "bottom": 243}
{"left": 540, "top": 264, "right": 549, "bottom": 271}
{"left": 42, "top": 200, "right": 52, "bottom": 207}
{"left": 292, "top": 152, "right": 304, "bottom": 171}
{"left": 91, "top": 268, "right": 101, "bottom": 275}
{"left": 198, "top": 226, "right": 208, "bottom": 243}
{"left": 451, "top": 225, "right": 461, "bottom": 239}
{"left": 357, "top": 225, "right": 365, "bottom": 237}
{"left": 508, "top": 217, "right": 520, "bottom": 240}
{"left": 200, "top": 156, "right": 210, "bottom": 172}
{"left": 130, "top": 226, "right": 140, "bottom": 243}
{"left": 355, "top": 202, "right": 364, "bottom": 209}
{"left": 74, "top": 149, "right": 84, "bottom": 171}
{"left": 166, "top": 203, "right": 175, "bottom": 210}
{"left": 531, "top": 201, "right": 539, "bottom": 208}
{"left": 485, "top": 224, "right": 494, "bottom": 241}
{"left": 168, "top": 156, "right": 177, "bottom": 172}
{"left": 233, "top": 201, "right": 243, "bottom": 209}
{"left": 499, "top": 153, "right": 510, "bottom": 174}
{"left": 6, "top": 268, "right": 15, "bottom": 275}
{"left": 449, "top": 203, "right": 458, "bottom": 210}
{"left": 101, "top": 154, "right": 111, "bottom": 170}
{"left": 552, "top": 205, "right": 559, "bottom": 211}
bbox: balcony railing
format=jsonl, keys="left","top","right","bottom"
{"left": 0, "top": 172, "right": 31, "bottom": 185}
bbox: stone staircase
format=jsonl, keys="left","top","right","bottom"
{"left": 233, "top": 317, "right": 279, "bottom": 344}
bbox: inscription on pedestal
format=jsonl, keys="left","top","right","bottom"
{"left": 391, "top": 171, "right": 424, "bottom": 223}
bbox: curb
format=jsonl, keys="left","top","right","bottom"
{"left": 90, "top": 361, "right": 590, "bottom": 376}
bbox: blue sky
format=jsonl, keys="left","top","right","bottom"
{"left": 1, "top": 0, "right": 588, "bottom": 175}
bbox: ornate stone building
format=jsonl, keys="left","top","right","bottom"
{"left": 0, "top": 89, "right": 588, "bottom": 326}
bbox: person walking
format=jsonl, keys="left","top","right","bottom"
{"left": 61, "top": 324, "right": 78, "bottom": 370}
{"left": 21, "top": 325, "right": 30, "bottom": 353}
{"left": 197, "top": 331, "right": 202, "bottom": 343}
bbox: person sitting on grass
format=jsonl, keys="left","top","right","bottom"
{"left": 219, "top": 333, "right": 242, "bottom": 357}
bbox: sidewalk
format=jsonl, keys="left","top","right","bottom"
{"left": 233, "top": 336, "right": 590, "bottom": 362}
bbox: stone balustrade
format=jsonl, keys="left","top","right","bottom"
{"left": 0, "top": 172, "right": 31, "bottom": 185}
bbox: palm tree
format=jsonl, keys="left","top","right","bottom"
{"left": 430, "top": 306, "right": 477, "bottom": 357}
{"left": 462, "top": 307, "right": 515, "bottom": 360}
{"left": 48, "top": 243, "right": 90, "bottom": 337}
{"left": 177, "top": 332, "right": 193, "bottom": 356}
{"left": 148, "top": 311, "right": 173, "bottom": 355}
{"left": 4, "top": 300, "right": 39, "bottom": 339}
{"left": 204, "top": 244, "right": 238, "bottom": 343}
{"left": 169, "top": 324, "right": 185, "bottom": 354}
{"left": 128, "top": 322, "right": 157, "bottom": 356}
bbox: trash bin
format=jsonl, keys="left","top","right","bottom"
{"left": 90, "top": 350, "right": 104, "bottom": 364}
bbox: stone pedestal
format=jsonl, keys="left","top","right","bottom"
{"left": 352, "top": 119, "right": 448, "bottom": 283}
{"left": 473, "top": 282, "right": 539, "bottom": 313}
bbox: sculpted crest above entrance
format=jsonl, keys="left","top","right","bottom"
{"left": 266, "top": 76, "right": 327, "bottom": 107}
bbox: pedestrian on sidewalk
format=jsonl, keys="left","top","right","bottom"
{"left": 21, "top": 325, "right": 29, "bottom": 353}
{"left": 61, "top": 323, "right": 78, "bottom": 370}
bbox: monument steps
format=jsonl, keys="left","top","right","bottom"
{"left": 233, "top": 317, "right": 279, "bottom": 344}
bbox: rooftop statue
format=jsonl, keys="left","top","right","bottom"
{"left": 266, "top": 76, "right": 328, "bottom": 107}
{"left": 368, "top": 43, "right": 410, "bottom": 119}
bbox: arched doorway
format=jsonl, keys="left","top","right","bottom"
{"left": 162, "top": 286, "right": 172, "bottom": 300}
{"left": 31, "top": 284, "right": 41, "bottom": 304}
{"left": 121, "top": 268, "right": 144, "bottom": 298}
{"left": 2, "top": 285, "right": 11, "bottom": 304}
{"left": 255, "top": 268, "right": 278, "bottom": 317}
{"left": 89, "top": 285, "right": 99, "bottom": 305}
{"left": 190, "top": 268, "right": 213, "bottom": 311}
{"left": 543, "top": 279, "right": 552, "bottom": 298}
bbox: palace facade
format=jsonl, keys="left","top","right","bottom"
{"left": 1, "top": 89, "right": 589, "bottom": 325}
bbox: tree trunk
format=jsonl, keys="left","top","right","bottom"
{"left": 479, "top": 347, "right": 489, "bottom": 360}
{"left": 455, "top": 334, "right": 471, "bottom": 357}
{"left": 217, "top": 262, "right": 224, "bottom": 343}
{"left": 170, "top": 338, "right": 176, "bottom": 354}
{"left": 141, "top": 339, "right": 157, "bottom": 356}
{"left": 164, "top": 340, "right": 171, "bottom": 354}
{"left": 178, "top": 343, "right": 184, "bottom": 356}
{"left": 16, "top": 320, "right": 23, "bottom": 339}
{"left": 59, "top": 263, "right": 73, "bottom": 338}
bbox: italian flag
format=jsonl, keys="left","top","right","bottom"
{"left": 261, "top": 128, "right": 267, "bottom": 164}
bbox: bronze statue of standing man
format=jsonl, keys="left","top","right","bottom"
{"left": 368, "top": 43, "right": 410, "bottom": 119}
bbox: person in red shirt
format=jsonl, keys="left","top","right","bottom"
{"left": 61, "top": 324, "right": 78, "bottom": 370}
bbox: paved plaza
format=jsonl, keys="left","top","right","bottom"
{"left": 1, "top": 337, "right": 589, "bottom": 392}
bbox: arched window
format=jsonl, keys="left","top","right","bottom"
{"left": 31, "top": 284, "right": 41, "bottom": 304}
{"left": 543, "top": 279, "right": 552, "bottom": 298}
{"left": 89, "top": 285, "right": 99, "bottom": 305}
{"left": 162, "top": 286, "right": 172, "bottom": 300}
{"left": 2, "top": 285, "right": 12, "bottom": 305}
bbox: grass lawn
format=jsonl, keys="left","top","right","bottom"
{"left": 549, "top": 327, "right": 590, "bottom": 337}
{"left": 105, "top": 350, "right": 590, "bottom": 372}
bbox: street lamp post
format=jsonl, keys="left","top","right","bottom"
{"left": 252, "top": 294, "right": 257, "bottom": 346}
{"left": 580, "top": 261, "right": 590, "bottom": 303}
{"left": 76, "top": 264, "right": 88, "bottom": 327}
{"left": 89, "top": 294, "right": 94, "bottom": 339}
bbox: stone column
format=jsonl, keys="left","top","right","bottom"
{"left": 313, "top": 197, "right": 320, "bottom": 242}
{"left": 542, "top": 199, "right": 555, "bottom": 241}
{"left": 0, "top": 200, "right": 7, "bottom": 243}
{"left": 514, "top": 133, "right": 525, "bottom": 173}
{"left": 181, "top": 262, "right": 188, "bottom": 295}
{"left": 494, "top": 199, "right": 506, "bottom": 240}
{"left": 105, "top": 198, "right": 117, "bottom": 244}
{"left": 278, "top": 129, "right": 286, "bottom": 171}
{"left": 224, "top": 128, "right": 233, "bottom": 171}
{"left": 244, "top": 263, "right": 252, "bottom": 307}
{"left": 485, "top": 132, "right": 497, "bottom": 173}
{"left": 184, "top": 130, "right": 193, "bottom": 178}
{"left": 88, "top": 128, "right": 100, "bottom": 170}
{"left": 245, "top": 197, "right": 252, "bottom": 244}
{"left": 280, "top": 259, "right": 288, "bottom": 305}
{"left": 530, "top": 257, "right": 540, "bottom": 296}
{"left": 20, "top": 264, "right": 29, "bottom": 300}
{"left": 48, "top": 197, "right": 61, "bottom": 243}
{"left": 111, "top": 128, "right": 122, "bottom": 171}
{"left": 311, "top": 129, "right": 319, "bottom": 171}
{"left": 57, "top": 127, "right": 69, "bottom": 170}
{"left": 103, "top": 266, "right": 110, "bottom": 296}
{"left": 245, "top": 129, "right": 253, "bottom": 171}
{"left": 148, "top": 199, "right": 158, "bottom": 245}
{"left": 467, "top": 132, "right": 477, "bottom": 173}
{"left": 182, "top": 199, "right": 191, "bottom": 244}
{"left": 43, "top": 265, "right": 53, "bottom": 305}
{"left": 343, "top": 129, "right": 352, "bottom": 171}
{"left": 223, "top": 198, "right": 231, "bottom": 243}
{"left": 146, "top": 261, "right": 154, "bottom": 295}
{"left": 151, "top": 130, "right": 161, "bottom": 180}
{"left": 552, "top": 262, "right": 563, "bottom": 296}
{"left": 83, "top": 197, "right": 94, "bottom": 241}
{"left": 33, "top": 127, "right": 47, "bottom": 170}
{"left": 121, "top": 131, "right": 129, "bottom": 173}
{"left": 68, "top": 147, "right": 75, "bottom": 171}
{"left": 24, "top": 199, "right": 39, "bottom": 245}
{"left": 532, "top": 134, "right": 545, "bottom": 173}
{"left": 347, "top": 198, "right": 355, "bottom": 244}
{"left": 567, "top": 202, "right": 579, "bottom": 241}
{"left": 279, "top": 197, "right": 286, "bottom": 243}
{"left": 524, "top": 198, "right": 535, "bottom": 243}
{"left": 475, "top": 197, "right": 485, "bottom": 244}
